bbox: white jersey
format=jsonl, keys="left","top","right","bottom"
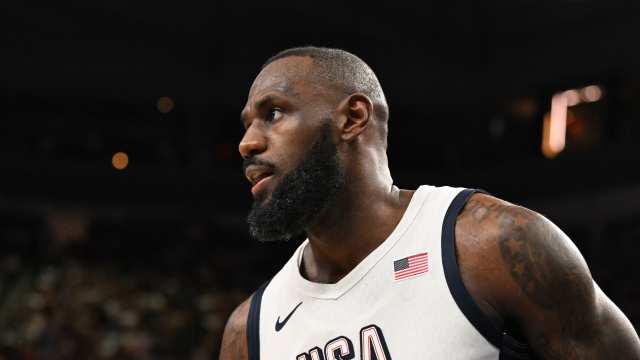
{"left": 246, "top": 186, "right": 532, "bottom": 360}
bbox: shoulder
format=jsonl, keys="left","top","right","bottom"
{"left": 454, "top": 192, "right": 590, "bottom": 314}
{"left": 454, "top": 192, "right": 640, "bottom": 358}
{"left": 219, "top": 295, "right": 253, "bottom": 360}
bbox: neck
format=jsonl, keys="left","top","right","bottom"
{"left": 301, "top": 173, "right": 415, "bottom": 284}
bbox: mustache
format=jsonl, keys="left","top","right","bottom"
{"left": 242, "top": 157, "right": 276, "bottom": 173}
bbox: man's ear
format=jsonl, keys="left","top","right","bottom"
{"left": 336, "top": 93, "right": 374, "bottom": 142}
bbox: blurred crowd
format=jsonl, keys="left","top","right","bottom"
{"left": 0, "top": 212, "right": 258, "bottom": 360}
{"left": 0, "top": 251, "right": 247, "bottom": 360}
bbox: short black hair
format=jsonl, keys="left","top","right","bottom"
{"left": 262, "top": 46, "right": 389, "bottom": 123}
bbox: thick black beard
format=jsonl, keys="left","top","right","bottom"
{"left": 247, "top": 124, "right": 345, "bottom": 242}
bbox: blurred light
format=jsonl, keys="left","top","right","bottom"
{"left": 156, "top": 96, "right": 175, "bottom": 113}
{"left": 112, "top": 152, "right": 129, "bottom": 170}
{"left": 509, "top": 97, "right": 538, "bottom": 119}
{"left": 581, "top": 85, "right": 602, "bottom": 102}
{"left": 563, "top": 89, "right": 581, "bottom": 107}
{"left": 549, "top": 94, "right": 567, "bottom": 153}
{"left": 542, "top": 93, "right": 567, "bottom": 158}
{"left": 542, "top": 114, "right": 555, "bottom": 158}
{"left": 568, "top": 117, "right": 586, "bottom": 138}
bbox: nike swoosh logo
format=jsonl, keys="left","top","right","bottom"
{"left": 275, "top": 301, "right": 303, "bottom": 332}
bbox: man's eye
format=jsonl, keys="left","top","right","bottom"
{"left": 266, "top": 108, "right": 283, "bottom": 122}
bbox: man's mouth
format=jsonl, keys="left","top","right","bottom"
{"left": 251, "top": 174, "right": 274, "bottom": 196}
{"left": 245, "top": 165, "right": 275, "bottom": 197}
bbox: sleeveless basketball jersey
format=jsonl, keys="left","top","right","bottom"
{"left": 246, "top": 186, "right": 533, "bottom": 360}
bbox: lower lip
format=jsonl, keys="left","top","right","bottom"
{"left": 251, "top": 175, "right": 273, "bottom": 196}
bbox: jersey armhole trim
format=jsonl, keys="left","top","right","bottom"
{"left": 247, "top": 280, "right": 270, "bottom": 360}
{"left": 441, "top": 188, "right": 503, "bottom": 349}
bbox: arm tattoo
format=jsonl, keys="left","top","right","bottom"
{"left": 496, "top": 210, "right": 555, "bottom": 309}
{"left": 463, "top": 195, "right": 640, "bottom": 358}
{"left": 495, "top": 207, "right": 591, "bottom": 316}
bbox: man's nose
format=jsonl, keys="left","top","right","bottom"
{"left": 238, "top": 124, "right": 267, "bottom": 159}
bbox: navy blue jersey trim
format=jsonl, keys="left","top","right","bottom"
{"left": 441, "top": 188, "right": 503, "bottom": 349}
{"left": 247, "top": 280, "right": 270, "bottom": 360}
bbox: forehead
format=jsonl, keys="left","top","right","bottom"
{"left": 248, "top": 56, "right": 315, "bottom": 99}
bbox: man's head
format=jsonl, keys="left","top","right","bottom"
{"left": 239, "top": 46, "right": 389, "bottom": 242}
{"left": 261, "top": 47, "right": 389, "bottom": 128}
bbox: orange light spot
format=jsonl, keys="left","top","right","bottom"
{"left": 156, "top": 96, "right": 175, "bottom": 113}
{"left": 112, "top": 152, "right": 129, "bottom": 170}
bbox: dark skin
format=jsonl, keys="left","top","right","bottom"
{"left": 220, "top": 56, "right": 640, "bottom": 359}
{"left": 457, "top": 194, "right": 640, "bottom": 358}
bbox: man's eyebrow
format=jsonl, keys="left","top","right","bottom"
{"left": 254, "top": 94, "right": 280, "bottom": 109}
{"left": 239, "top": 93, "right": 290, "bottom": 126}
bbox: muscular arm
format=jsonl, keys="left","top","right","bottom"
{"left": 456, "top": 193, "right": 640, "bottom": 359}
{"left": 219, "top": 296, "right": 252, "bottom": 360}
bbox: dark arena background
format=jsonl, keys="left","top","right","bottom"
{"left": 3, "top": 1, "right": 640, "bottom": 358}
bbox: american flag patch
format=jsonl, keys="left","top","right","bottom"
{"left": 393, "top": 252, "right": 429, "bottom": 281}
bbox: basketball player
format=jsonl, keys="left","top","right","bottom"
{"left": 220, "top": 47, "right": 640, "bottom": 359}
